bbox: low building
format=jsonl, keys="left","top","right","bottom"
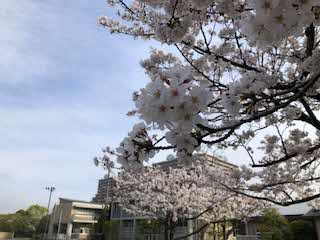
{"left": 236, "top": 203, "right": 319, "bottom": 239}
{"left": 48, "top": 198, "right": 104, "bottom": 240}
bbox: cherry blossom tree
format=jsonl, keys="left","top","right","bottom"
{"left": 114, "top": 158, "right": 266, "bottom": 240}
{"left": 98, "top": 0, "right": 320, "bottom": 207}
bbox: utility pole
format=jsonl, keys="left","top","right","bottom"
{"left": 43, "top": 187, "right": 55, "bottom": 240}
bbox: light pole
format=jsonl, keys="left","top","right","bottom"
{"left": 43, "top": 187, "right": 55, "bottom": 240}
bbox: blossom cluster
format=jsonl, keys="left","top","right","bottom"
{"left": 241, "top": 0, "right": 320, "bottom": 47}
{"left": 112, "top": 122, "right": 156, "bottom": 169}
{"left": 133, "top": 65, "right": 209, "bottom": 159}
{"left": 115, "top": 157, "right": 267, "bottom": 223}
{"left": 134, "top": 66, "right": 209, "bottom": 130}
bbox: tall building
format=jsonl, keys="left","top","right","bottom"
{"left": 92, "top": 175, "right": 116, "bottom": 204}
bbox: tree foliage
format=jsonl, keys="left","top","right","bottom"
{"left": 0, "top": 205, "right": 48, "bottom": 237}
{"left": 96, "top": 0, "right": 320, "bottom": 207}
{"left": 260, "top": 208, "right": 292, "bottom": 240}
{"left": 290, "top": 220, "right": 316, "bottom": 240}
{"left": 114, "top": 158, "right": 267, "bottom": 239}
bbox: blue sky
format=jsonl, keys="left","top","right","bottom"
{"left": 0, "top": 0, "right": 252, "bottom": 213}
{"left": 0, "top": 0, "right": 155, "bottom": 213}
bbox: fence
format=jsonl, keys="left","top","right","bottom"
{"left": 236, "top": 235, "right": 260, "bottom": 240}
{"left": 143, "top": 234, "right": 162, "bottom": 240}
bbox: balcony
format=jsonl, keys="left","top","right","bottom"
{"left": 72, "top": 214, "right": 97, "bottom": 223}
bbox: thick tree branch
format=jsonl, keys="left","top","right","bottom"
{"left": 251, "top": 142, "right": 320, "bottom": 167}
{"left": 220, "top": 181, "right": 320, "bottom": 206}
{"left": 300, "top": 97, "right": 320, "bottom": 129}
{"left": 199, "top": 72, "right": 320, "bottom": 135}
{"left": 305, "top": 23, "right": 315, "bottom": 58}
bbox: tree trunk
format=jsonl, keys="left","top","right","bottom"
{"left": 244, "top": 220, "right": 249, "bottom": 235}
{"left": 169, "top": 223, "right": 175, "bottom": 240}
{"left": 164, "top": 219, "right": 169, "bottom": 240}
{"left": 212, "top": 223, "right": 216, "bottom": 240}
{"left": 222, "top": 223, "right": 226, "bottom": 240}
{"left": 169, "top": 230, "right": 174, "bottom": 240}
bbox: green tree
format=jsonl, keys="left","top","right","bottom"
{"left": 137, "top": 219, "right": 161, "bottom": 235}
{"left": 26, "top": 205, "right": 48, "bottom": 221}
{"left": 35, "top": 215, "right": 49, "bottom": 234}
{"left": 26, "top": 205, "right": 48, "bottom": 232}
{"left": 0, "top": 205, "right": 47, "bottom": 237}
{"left": 103, "top": 220, "right": 119, "bottom": 240}
{"left": 290, "top": 220, "right": 316, "bottom": 240}
{"left": 260, "top": 208, "right": 293, "bottom": 240}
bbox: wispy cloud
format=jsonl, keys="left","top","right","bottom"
{"left": 0, "top": 0, "right": 153, "bottom": 213}
{"left": 0, "top": 1, "right": 56, "bottom": 83}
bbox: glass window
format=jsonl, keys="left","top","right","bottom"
{"left": 122, "top": 220, "right": 134, "bottom": 228}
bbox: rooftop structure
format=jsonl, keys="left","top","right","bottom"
{"left": 154, "top": 153, "right": 238, "bottom": 171}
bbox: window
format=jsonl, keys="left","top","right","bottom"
{"left": 122, "top": 220, "right": 134, "bottom": 228}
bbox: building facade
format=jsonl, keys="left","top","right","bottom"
{"left": 48, "top": 198, "right": 104, "bottom": 240}
{"left": 155, "top": 153, "right": 237, "bottom": 171}
{"left": 92, "top": 176, "right": 116, "bottom": 204}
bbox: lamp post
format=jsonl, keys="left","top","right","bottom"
{"left": 43, "top": 187, "right": 55, "bottom": 240}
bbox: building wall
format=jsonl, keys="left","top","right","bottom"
{"left": 48, "top": 199, "right": 104, "bottom": 239}
{"left": 51, "top": 201, "right": 73, "bottom": 224}
{"left": 92, "top": 178, "right": 116, "bottom": 204}
{"left": 155, "top": 154, "right": 237, "bottom": 172}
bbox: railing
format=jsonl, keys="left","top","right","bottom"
{"left": 119, "top": 229, "right": 135, "bottom": 240}
{"left": 55, "top": 234, "right": 66, "bottom": 240}
{"left": 73, "top": 215, "right": 95, "bottom": 220}
{"left": 143, "top": 234, "right": 162, "bottom": 240}
{"left": 236, "top": 235, "right": 260, "bottom": 240}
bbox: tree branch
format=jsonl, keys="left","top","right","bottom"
{"left": 251, "top": 142, "right": 320, "bottom": 167}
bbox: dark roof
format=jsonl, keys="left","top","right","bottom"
{"left": 154, "top": 159, "right": 179, "bottom": 167}
{"left": 59, "top": 198, "right": 94, "bottom": 204}
{"left": 304, "top": 208, "right": 320, "bottom": 217}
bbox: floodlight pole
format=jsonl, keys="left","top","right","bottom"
{"left": 43, "top": 187, "right": 55, "bottom": 240}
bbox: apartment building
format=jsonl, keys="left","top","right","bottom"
{"left": 92, "top": 176, "right": 116, "bottom": 204}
